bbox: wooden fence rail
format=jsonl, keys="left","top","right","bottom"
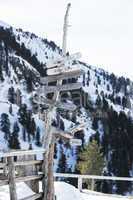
{"left": 0, "top": 149, "right": 45, "bottom": 200}
{"left": 1, "top": 150, "right": 133, "bottom": 199}
{"left": 54, "top": 173, "right": 133, "bottom": 192}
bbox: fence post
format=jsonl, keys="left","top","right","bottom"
{"left": 91, "top": 179, "right": 95, "bottom": 191}
{"left": 78, "top": 177, "right": 82, "bottom": 192}
{"left": 3, "top": 157, "right": 8, "bottom": 176}
{"left": 7, "top": 156, "right": 17, "bottom": 200}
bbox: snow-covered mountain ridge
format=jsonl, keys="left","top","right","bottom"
{"left": 0, "top": 20, "right": 133, "bottom": 194}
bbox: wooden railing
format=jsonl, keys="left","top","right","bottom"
{"left": 54, "top": 173, "right": 133, "bottom": 193}
{"left": 0, "top": 149, "right": 45, "bottom": 200}
{"left": 1, "top": 150, "right": 133, "bottom": 199}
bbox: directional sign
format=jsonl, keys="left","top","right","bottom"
{"left": 42, "top": 82, "right": 82, "bottom": 94}
{"left": 33, "top": 95, "right": 54, "bottom": 106}
{"left": 68, "top": 123, "right": 86, "bottom": 135}
{"left": 51, "top": 126, "right": 73, "bottom": 140}
{"left": 41, "top": 69, "right": 84, "bottom": 84}
{"left": 33, "top": 91, "right": 77, "bottom": 111}
{"left": 56, "top": 101, "right": 77, "bottom": 111}
{"left": 70, "top": 139, "right": 82, "bottom": 146}
{"left": 47, "top": 65, "right": 81, "bottom": 76}
{"left": 47, "top": 52, "right": 81, "bottom": 69}
{"left": 55, "top": 131, "right": 73, "bottom": 140}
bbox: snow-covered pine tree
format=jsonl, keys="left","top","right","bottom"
{"left": 8, "top": 121, "right": 20, "bottom": 149}
{"left": 35, "top": 127, "right": 41, "bottom": 147}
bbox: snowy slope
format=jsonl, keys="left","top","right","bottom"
{"left": 0, "top": 182, "right": 34, "bottom": 200}
{"left": 55, "top": 182, "right": 131, "bottom": 200}
{"left": 0, "top": 182, "right": 130, "bottom": 200}
{"left": 0, "top": 20, "right": 133, "bottom": 194}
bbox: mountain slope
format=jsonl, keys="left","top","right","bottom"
{"left": 0, "top": 21, "right": 133, "bottom": 194}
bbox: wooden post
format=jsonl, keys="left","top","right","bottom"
{"left": 3, "top": 157, "right": 8, "bottom": 176}
{"left": 78, "top": 177, "right": 82, "bottom": 192}
{"left": 42, "top": 151, "right": 50, "bottom": 200}
{"left": 91, "top": 179, "right": 95, "bottom": 191}
{"left": 42, "top": 4, "right": 71, "bottom": 200}
{"left": 47, "top": 142, "right": 55, "bottom": 200}
{"left": 7, "top": 156, "right": 17, "bottom": 200}
{"left": 42, "top": 109, "right": 54, "bottom": 200}
{"left": 62, "top": 3, "right": 71, "bottom": 55}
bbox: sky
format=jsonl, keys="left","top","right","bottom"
{"left": 0, "top": 0, "right": 133, "bottom": 79}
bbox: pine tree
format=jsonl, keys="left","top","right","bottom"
{"left": 8, "top": 122, "right": 20, "bottom": 149}
{"left": 58, "top": 151, "right": 67, "bottom": 173}
{"left": 86, "top": 80, "right": 89, "bottom": 86}
{"left": 29, "top": 143, "right": 33, "bottom": 150}
{"left": 0, "top": 113, "right": 10, "bottom": 140}
{"left": 13, "top": 121, "right": 20, "bottom": 134}
{"left": 22, "top": 127, "right": 26, "bottom": 142}
{"left": 8, "top": 87, "right": 16, "bottom": 104}
{"left": 77, "top": 140, "right": 104, "bottom": 176}
{"left": 97, "top": 76, "right": 101, "bottom": 85}
{"left": 30, "top": 118, "right": 36, "bottom": 138}
{"left": 122, "top": 96, "right": 127, "bottom": 109}
{"left": 26, "top": 72, "right": 33, "bottom": 92}
{"left": 35, "top": 127, "right": 41, "bottom": 147}
{"left": 54, "top": 143, "right": 58, "bottom": 159}
{"left": 102, "top": 97, "right": 109, "bottom": 111}
{"left": 9, "top": 104, "right": 13, "bottom": 115}
{"left": 95, "top": 95, "right": 102, "bottom": 108}
{"left": 107, "top": 84, "right": 110, "bottom": 91}
{"left": 77, "top": 140, "right": 104, "bottom": 190}
{"left": 83, "top": 74, "right": 85, "bottom": 86}
{"left": 18, "top": 104, "right": 28, "bottom": 126}
{"left": 92, "top": 117, "right": 98, "bottom": 130}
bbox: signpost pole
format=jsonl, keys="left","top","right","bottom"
{"left": 42, "top": 3, "right": 71, "bottom": 200}
{"left": 37, "top": 3, "right": 83, "bottom": 200}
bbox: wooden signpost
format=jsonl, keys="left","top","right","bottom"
{"left": 34, "top": 3, "right": 84, "bottom": 200}
{"left": 33, "top": 94, "right": 77, "bottom": 111}
{"left": 47, "top": 52, "right": 81, "bottom": 69}
{"left": 68, "top": 123, "right": 86, "bottom": 135}
{"left": 56, "top": 101, "right": 77, "bottom": 111}
{"left": 47, "top": 65, "right": 82, "bottom": 76}
{"left": 41, "top": 69, "right": 84, "bottom": 83}
{"left": 41, "top": 82, "right": 82, "bottom": 94}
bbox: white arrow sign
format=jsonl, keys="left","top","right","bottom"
{"left": 70, "top": 139, "right": 82, "bottom": 146}
{"left": 39, "top": 82, "right": 82, "bottom": 94}
{"left": 47, "top": 66, "right": 80, "bottom": 76}
{"left": 41, "top": 69, "right": 84, "bottom": 83}
{"left": 69, "top": 123, "right": 85, "bottom": 135}
{"left": 47, "top": 52, "right": 81, "bottom": 69}
{"left": 56, "top": 101, "right": 77, "bottom": 111}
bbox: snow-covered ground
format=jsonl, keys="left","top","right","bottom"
{"left": 0, "top": 182, "right": 34, "bottom": 199}
{"left": 55, "top": 182, "right": 132, "bottom": 200}
{"left": 0, "top": 182, "right": 131, "bottom": 200}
